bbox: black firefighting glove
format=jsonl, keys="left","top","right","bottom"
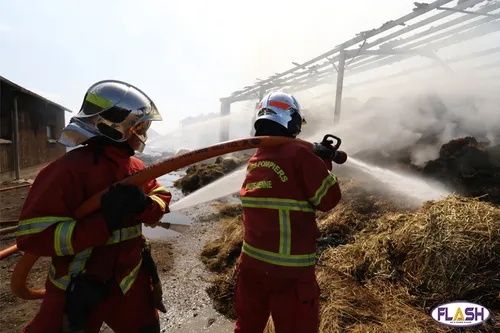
{"left": 312, "top": 141, "right": 338, "bottom": 161}
{"left": 100, "top": 183, "right": 152, "bottom": 232}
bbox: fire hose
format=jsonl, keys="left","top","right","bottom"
{"left": 0, "top": 135, "right": 347, "bottom": 300}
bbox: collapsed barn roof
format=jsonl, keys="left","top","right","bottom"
{"left": 222, "top": 0, "right": 500, "bottom": 105}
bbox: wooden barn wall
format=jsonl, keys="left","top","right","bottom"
{"left": 0, "top": 85, "right": 66, "bottom": 175}
{"left": 0, "top": 144, "right": 13, "bottom": 173}
{"left": 0, "top": 82, "right": 14, "bottom": 173}
{"left": 17, "top": 94, "right": 66, "bottom": 169}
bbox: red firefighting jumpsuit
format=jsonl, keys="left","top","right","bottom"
{"left": 234, "top": 142, "right": 341, "bottom": 333}
{"left": 16, "top": 141, "right": 171, "bottom": 333}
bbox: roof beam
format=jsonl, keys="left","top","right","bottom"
{"left": 437, "top": 6, "right": 500, "bottom": 18}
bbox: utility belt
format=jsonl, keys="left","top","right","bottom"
{"left": 62, "top": 244, "right": 163, "bottom": 333}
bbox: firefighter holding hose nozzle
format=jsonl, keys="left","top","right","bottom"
{"left": 16, "top": 80, "right": 169, "bottom": 333}
{"left": 234, "top": 91, "right": 345, "bottom": 333}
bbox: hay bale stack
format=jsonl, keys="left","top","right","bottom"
{"left": 173, "top": 164, "right": 225, "bottom": 194}
{"left": 324, "top": 195, "right": 500, "bottom": 310}
{"left": 173, "top": 156, "right": 249, "bottom": 194}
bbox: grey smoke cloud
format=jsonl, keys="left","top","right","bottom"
{"left": 299, "top": 69, "right": 499, "bottom": 166}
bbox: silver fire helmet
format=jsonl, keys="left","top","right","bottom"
{"left": 254, "top": 91, "right": 306, "bottom": 137}
{"left": 58, "top": 80, "right": 162, "bottom": 152}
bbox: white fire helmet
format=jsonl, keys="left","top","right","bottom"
{"left": 254, "top": 91, "right": 306, "bottom": 137}
{"left": 58, "top": 80, "right": 162, "bottom": 153}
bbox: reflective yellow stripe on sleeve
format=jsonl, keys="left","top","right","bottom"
{"left": 150, "top": 195, "right": 167, "bottom": 213}
{"left": 149, "top": 186, "right": 170, "bottom": 195}
{"left": 16, "top": 216, "right": 74, "bottom": 236}
{"left": 106, "top": 224, "right": 142, "bottom": 245}
{"left": 309, "top": 172, "right": 337, "bottom": 207}
{"left": 54, "top": 220, "right": 77, "bottom": 256}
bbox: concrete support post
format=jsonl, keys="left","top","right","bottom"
{"left": 333, "top": 50, "right": 346, "bottom": 125}
{"left": 220, "top": 99, "right": 231, "bottom": 142}
{"left": 12, "top": 96, "right": 20, "bottom": 180}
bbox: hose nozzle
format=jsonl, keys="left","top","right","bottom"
{"left": 321, "top": 134, "right": 347, "bottom": 164}
{"left": 334, "top": 151, "right": 348, "bottom": 164}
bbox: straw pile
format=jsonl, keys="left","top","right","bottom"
{"left": 201, "top": 204, "right": 244, "bottom": 319}
{"left": 316, "top": 178, "right": 415, "bottom": 253}
{"left": 203, "top": 194, "right": 499, "bottom": 332}
{"left": 324, "top": 195, "right": 499, "bottom": 310}
{"left": 200, "top": 209, "right": 243, "bottom": 272}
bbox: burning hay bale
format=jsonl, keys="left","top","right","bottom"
{"left": 323, "top": 195, "right": 500, "bottom": 311}
{"left": 423, "top": 137, "right": 500, "bottom": 204}
{"left": 349, "top": 136, "right": 500, "bottom": 204}
{"left": 173, "top": 156, "right": 250, "bottom": 194}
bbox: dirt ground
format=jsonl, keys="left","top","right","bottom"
{"left": 0, "top": 185, "right": 30, "bottom": 221}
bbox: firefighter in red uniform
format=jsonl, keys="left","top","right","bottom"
{"left": 16, "top": 80, "right": 170, "bottom": 333}
{"left": 234, "top": 91, "right": 343, "bottom": 333}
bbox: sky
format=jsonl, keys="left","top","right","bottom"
{"left": 0, "top": 0, "right": 421, "bottom": 134}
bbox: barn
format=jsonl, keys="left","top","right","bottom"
{"left": 0, "top": 76, "right": 72, "bottom": 182}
